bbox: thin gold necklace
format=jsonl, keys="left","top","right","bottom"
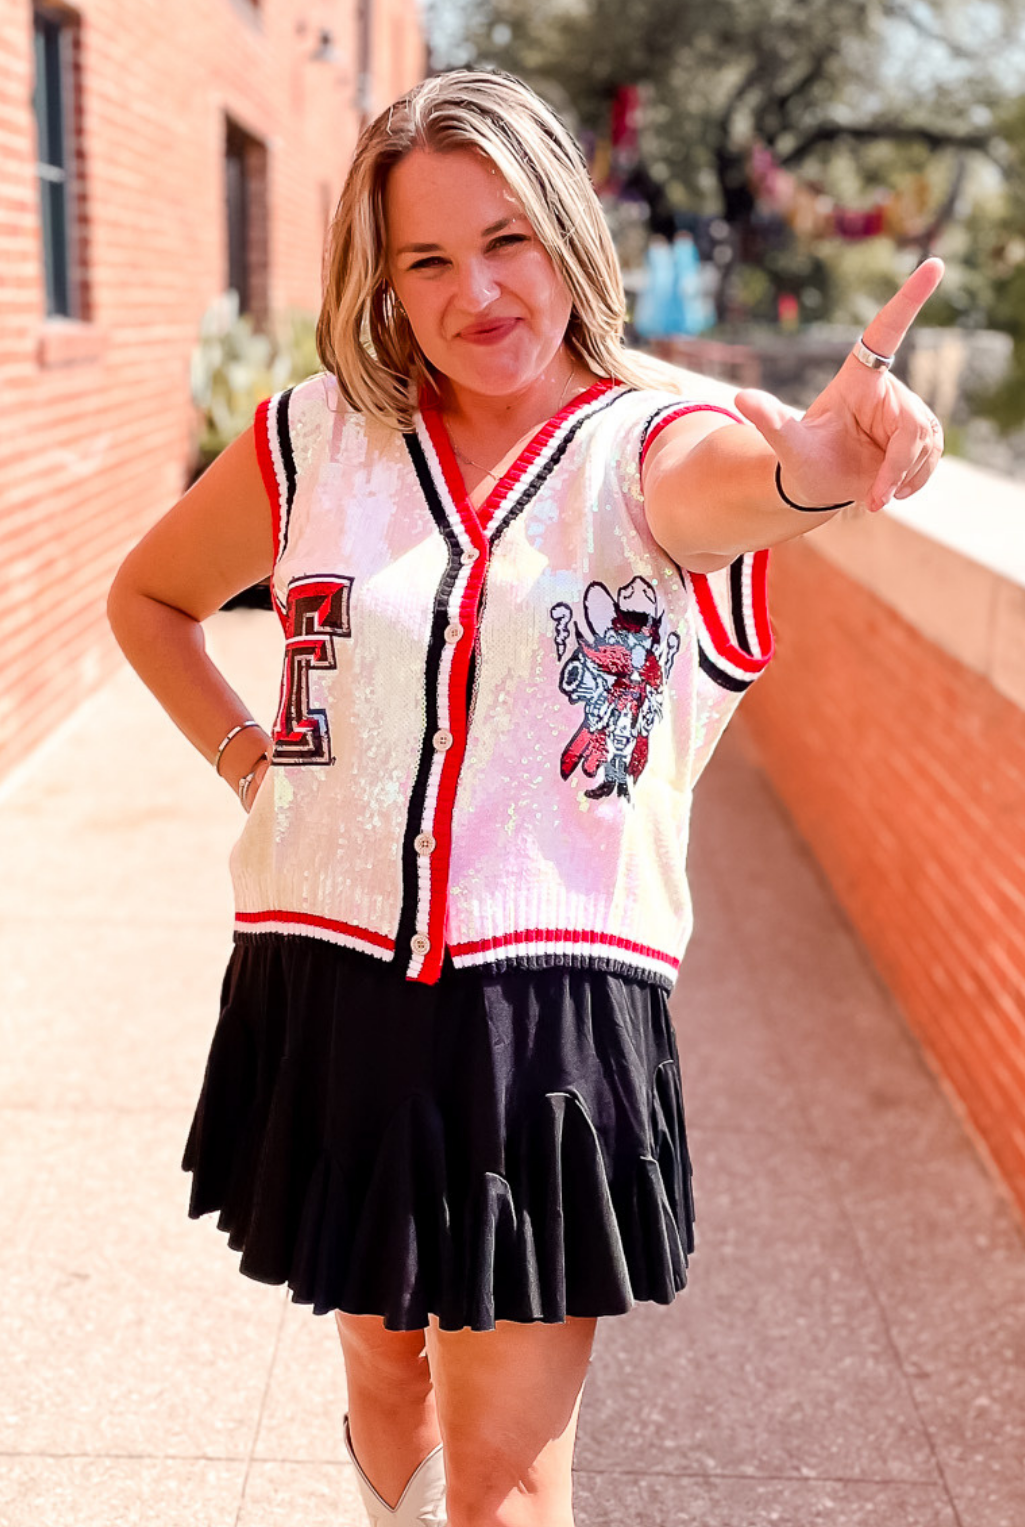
{"left": 448, "top": 367, "right": 578, "bottom": 479}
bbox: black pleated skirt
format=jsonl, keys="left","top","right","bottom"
{"left": 182, "top": 935, "right": 696, "bottom": 1331}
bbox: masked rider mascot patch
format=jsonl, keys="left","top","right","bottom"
{"left": 551, "top": 577, "right": 681, "bottom": 801}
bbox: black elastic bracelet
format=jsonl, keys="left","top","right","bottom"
{"left": 775, "top": 461, "right": 854, "bottom": 513}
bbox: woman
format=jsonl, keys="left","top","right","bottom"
{"left": 107, "top": 70, "right": 943, "bottom": 1527}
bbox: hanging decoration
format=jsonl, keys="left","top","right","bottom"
{"left": 591, "top": 84, "right": 642, "bottom": 193}
{"left": 748, "top": 141, "right": 935, "bottom": 244}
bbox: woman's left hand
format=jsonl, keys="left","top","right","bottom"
{"left": 239, "top": 753, "right": 271, "bottom": 813}
{"left": 732, "top": 257, "right": 945, "bottom": 515}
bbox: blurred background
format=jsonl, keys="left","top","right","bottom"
{"left": 432, "top": 0, "right": 1025, "bottom": 468}
{"left": 1, "top": 0, "right": 1023, "bottom": 1282}
{"left": 1, "top": 9, "right": 1024, "bottom": 1522}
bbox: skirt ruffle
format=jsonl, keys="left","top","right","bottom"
{"left": 182, "top": 936, "right": 695, "bottom": 1330}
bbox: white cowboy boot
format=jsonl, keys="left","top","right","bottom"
{"left": 343, "top": 1412, "right": 447, "bottom": 1527}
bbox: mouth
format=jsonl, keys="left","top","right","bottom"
{"left": 457, "top": 317, "right": 520, "bottom": 344}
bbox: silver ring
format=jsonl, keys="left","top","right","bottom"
{"left": 852, "top": 336, "right": 896, "bottom": 371}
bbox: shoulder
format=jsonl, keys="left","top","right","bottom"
{"left": 629, "top": 357, "right": 746, "bottom": 450}
{"left": 257, "top": 370, "right": 387, "bottom": 481}
{"left": 272, "top": 370, "right": 344, "bottom": 435}
{"left": 583, "top": 368, "right": 746, "bottom": 475}
{"left": 259, "top": 369, "right": 353, "bottom": 433}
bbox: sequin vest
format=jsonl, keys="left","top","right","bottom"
{"left": 230, "top": 372, "right": 773, "bottom": 991}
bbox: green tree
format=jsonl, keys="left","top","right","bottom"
{"left": 958, "top": 99, "right": 1025, "bottom": 429}
{"left": 430, "top": 0, "right": 1022, "bottom": 316}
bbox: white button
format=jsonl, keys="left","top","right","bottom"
{"left": 433, "top": 729, "right": 453, "bottom": 751}
{"left": 461, "top": 548, "right": 478, "bottom": 565}
{"left": 444, "top": 623, "right": 463, "bottom": 644}
{"left": 411, "top": 933, "right": 431, "bottom": 957}
{"left": 414, "top": 832, "right": 436, "bottom": 855}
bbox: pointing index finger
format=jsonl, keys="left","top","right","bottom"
{"left": 860, "top": 257, "right": 945, "bottom": 361}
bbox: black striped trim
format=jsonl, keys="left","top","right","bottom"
{"left": 689, "top": 550, "right": 773, "bottom": 691}
{"left": 393, "top": 432, "right": 465, "bottom": 972}
{"left": 637, "top": 399, "right": 747, "bottom": 472}
{"left": 697, "top": 647, "right": 752, "bottom": 694}
{"left": 276, "top": 385, "right": 298, "bottom": 560}
{"left": 729, "top": 556, "right": 752, "bottom": 654}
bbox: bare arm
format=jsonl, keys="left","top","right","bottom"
{"left": 644, "top": 258, "right": 946, "bottom": 573}
{"left": 106, "top": 423, "right": 276, "bottom": 801}
{"left": 643, "top": 415, "right": 838, "bottom": 573}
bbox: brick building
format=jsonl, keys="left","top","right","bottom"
{"left": 0, "top": 0, "right": 424, "bottom": 782}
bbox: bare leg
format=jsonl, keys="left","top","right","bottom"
{"left": 425, "top": 1313, "right": 597, "bottom": 1527}
{"left": 335, "top": 1311, "right": 442, "bottom": 1509}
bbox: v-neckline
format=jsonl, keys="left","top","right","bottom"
{"left": 419, "top": 378, "right": 617, "bottom": 532}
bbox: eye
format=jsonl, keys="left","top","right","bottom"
{"left": 489, "top": 233, "right": 528, "bottom": 252}
{"left": 407, "top": 255, "right": 447, "bottom": 271}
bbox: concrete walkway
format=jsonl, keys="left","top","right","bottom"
{"left": 1, "top": 608, "right": 1022, "bottom": 1527}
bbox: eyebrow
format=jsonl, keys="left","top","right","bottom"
{"left": 395, "top": 217, "right": 522, "bottom": 256}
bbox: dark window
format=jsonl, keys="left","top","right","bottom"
{"left": 33, "top": 8, "right": 74, "bottom": 317}
{"left": 225, "top": 122, "right": 250, "bottom": 314}
{"left": 225, "top": 118, "right": 268, "bottom": 323}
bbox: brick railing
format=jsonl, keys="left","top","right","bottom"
{"left": 739, "top": 473, "right": 1025, "bottom": 1221}
{"left": 650, "top": 337, "right": 762, "bottom": 388}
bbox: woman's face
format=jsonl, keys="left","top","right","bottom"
{"left": 385, "top": 147, "right": 574, "bottom": 407}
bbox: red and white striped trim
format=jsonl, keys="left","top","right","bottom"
{"left": 399, "top": 386, "right": 627, "bottom": 986}
{"left": 405, "top": 413, "right": 489, "bottom": 982}
{"left": 254, "top": 393, "right": 290, "bottom": 626}
{"left": 640, "top": 401, "right": 747, "bottom": 471}
{"left": 690, "top": 549, "right": 773, "bottom": 687}
{"left": 254, "top": 394, "right": 289, "bottom": 566}
{"left": 449, "top": 928, "right": 681, "bottom": 987}
{"left": 235, "top": 909, "right": 394, "bottom": 960}
{"left": 637, "top": 400, "right": 772, "bottom": 687}
{"left": 480, "top": 379, "right": 620, "bottom": 535}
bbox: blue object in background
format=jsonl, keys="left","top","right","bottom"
{"left": 671, "top": 233, "right": 714, "bottom": 336}
{"left": 634, "top": 232, "right": 714, "bottom": 339}
{"left": 633, "top": 236, "right": 676, "bottom": 339}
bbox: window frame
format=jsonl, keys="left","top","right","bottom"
{"left": 224, "top": 115, "right": 269, "bottom": 326}
{"left": 33, "top": 4, "right": 80, "bottom": 321}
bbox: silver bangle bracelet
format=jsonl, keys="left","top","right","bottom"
{"left": 238, "top": 754, "right": 269, "bottom": 810}
{"left": 214, "top": 720, "right": 261, "bottom": 777}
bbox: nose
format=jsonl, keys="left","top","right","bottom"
{"left": 454, "top": 256, "right": 500, "bottom": 313}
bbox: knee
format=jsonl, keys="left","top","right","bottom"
{"left": 334, "top": 1313, "right": 433, "bottom": 1397}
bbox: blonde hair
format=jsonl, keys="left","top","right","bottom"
{"left": 316, "top": 70, "right": 685, "bottom": 430}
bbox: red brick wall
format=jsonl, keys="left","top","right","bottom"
{"left": 0, "top": 0, "right": 425, "bottom": 782}
{"left": 741, "top": 538, "right": 1025, "bottom": 1217}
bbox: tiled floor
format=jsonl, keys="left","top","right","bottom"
{"left": 1, "top": 608, "right": 1022, "bottom": 1526}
